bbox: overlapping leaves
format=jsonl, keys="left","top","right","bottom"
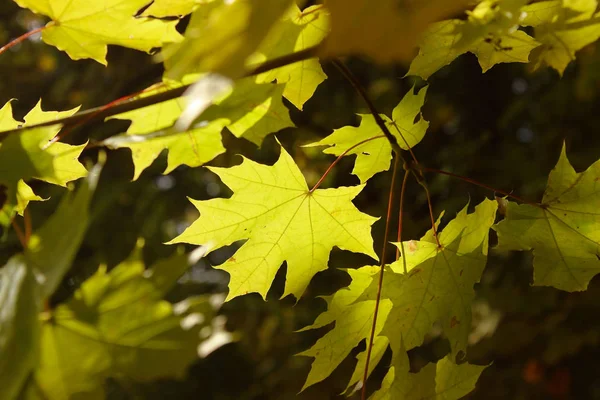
{"left": 300, "top": 199, "right": 497, "bottom": 391}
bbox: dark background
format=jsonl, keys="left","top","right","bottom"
{"left": 2, "top": 1, "right": 600, "bottom": 399}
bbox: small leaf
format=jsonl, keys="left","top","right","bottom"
{"left": 252, "top": 4, "right": 330, "bottom": 109}
{"left": 169, "top": 144, "right": 378, "bottom": 301}
{"left": 521, "top": 0, "right": 600, "bottom": 75}
{"left": 0, "top": 101, "right": 86, "bottom": 212}
{"left": 494, "top": 144, "right": 600, "bottom": 291}
{"left": 306, "top": 85, "right": 429, "bottom": 183}
{"left": 15, "top": 0, "right": 182, "bottom": 64}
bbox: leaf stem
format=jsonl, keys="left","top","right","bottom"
{"left": 309, "top": 135, "right": 385, "bottom": 192}
{"left": 11, "top": 217, "right": 26, "bottom": 249}
{"left": 0, "top": 25, "right": 45, "bottom": 58}
{"left": 361, "top": 156, "right": 399, "bottom": 400}
{"left": 331, "top": 60, "right": 405, "bottom": 159}
{"left": 424, "top": 167, "right": 539, "bottom": 207}
{"left": 397, "top": 170, "right": 410, "bottom": 272}
{"left": 23, "top": 207, "right": 31, "bottom": 246}
{"left": 0, "top": 44, "right": 321, "bottom": 139}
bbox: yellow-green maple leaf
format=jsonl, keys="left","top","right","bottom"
{"left": 371, "top": 347, "right": 487, "bottom": 400}
{"left": 319, "top": 0, "right": 470, "bottom": 63}
{"left": 32, "top": 245, "right": 214, "bottom": 400}
{"left": 408, "top": 0, "right": 539, "bottom": 80}
{"left": 300, "top": 199, "right": 497, "bottom": 390}
{"left": 494, "top": 144, "right": 600, "bottom": 291}
{"left": 305, "top": 85, "right": 429, "bottom": 183}
{"left": 107, "top": 77, "right": 228, "bottom": 180}
{"left": 521, "top": 0, "right": 600, "bottom": 75}
{"left": 202, "top": 77, "right": 294, "bottom": 145}
{"left": 0, "top": 101, "right": 86, "bottom": 215}
{"left": 169, "top": 145, "right": 378, "bottom": 301}
{"left": 14, "top": 0, "right": 182, "bottom": 64}
{"left": 252, "top": 4, "right": 330, "bottom": 110}
{"left": 298, "top": 266, "right": 391, "bottom": 390}
{"left": 163, "top": 0, "right": 292, "bottom": 79}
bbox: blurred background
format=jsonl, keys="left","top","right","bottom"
{"left": 2, "top": 1, "right": 600, "bottom": 399}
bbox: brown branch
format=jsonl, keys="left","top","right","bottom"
{"left": 0, "top": 45, "right": 321, "bottom": 140}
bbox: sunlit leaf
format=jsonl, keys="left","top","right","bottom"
{"left": 170, "top": 144, "right": 378, "bottom": 301}
{"left": 33, "top": 246, "right": 213, "bottom": 399}
{"left": 14, "top": 0, "right": 182, "bottom": 64}
{"left": 305, "top": 85, "right": 428, "bottom": 183}
{"left": 521, "top": 0, "right": 600, "bottom": 75}
{"left": 252, "top": 4, "right": 330, "bottom": 109}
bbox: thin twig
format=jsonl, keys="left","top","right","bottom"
{"left": 424, "top": 167, "right": 539, "bottom": 207}
{"left": 310, "top": 135, "right": 385, "bottom": 192}
{"left": 397, "top": 170, "right": 410, "bottom": 273}
{"left": 11, "top": 218, "right": 26, "bottom": 249}
{"left": 361, "top": 156, "right": 399, "bottom": 400}
{"left": 0, "top": 44, "right": 321, "bottom": 139}
{"left": 0, "top": 25, "right": 46, "bottom": 58}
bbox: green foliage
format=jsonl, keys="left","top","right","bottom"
{"left": 30, "top": 244, "right": 213, "bottom": 399}
{"left": 2, "top": 0, "right": 600, "bottom": 398}
{"left": 306, "top": 85, "right": 429, "bottom": 183}
{"left": 14, "top": 0, "right": 182, "bottom": 64}
{"left": 170, "top": 145, "right": 378, "bottom": 301}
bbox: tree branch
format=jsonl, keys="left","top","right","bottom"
{"left": 0, "top": 45, "right": 321, "bottom": 139}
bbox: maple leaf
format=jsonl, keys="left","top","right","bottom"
{"left": 163, "top": 0, "right": 292, "bottom": 79}
{"left": 107, "top": 77, "right": 228, "bottom": 180}
{"left": 32, "top": 244, "right": 214, "bottom": 399}
{"left": 520, "top": 0, "right": 600, "bottom": 75}
{"left": 0, "top": 101, "right": 87, "bottom": 213}
{"left": 371, "top": 346, "right": 487, "bottom": 400}
{"left": 300, "top": 199, "right": 497, "bottom": 389}
{"left": 319, "top": 0, "right": 470, "bottom": 63}
{"left": 169, "top": 144, "right": 378, "bottom": 301}
{"left": 408, "top": 1, "right": 539, "bottom": 80}
{"left": 14, "top": 0, "right": 182, "bottom": 65}
{"left": 202, "top": 77, "right": 295, "bottom": 145}
{"left": 306, "top": 85, "right": 429, "bottom": 183}
{"left": 252, "top": 4, "right": 330, "bottom": 110}
{"left": 494, "top": 144, "right": 600, "bottom": 291}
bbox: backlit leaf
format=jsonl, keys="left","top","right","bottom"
{"left": 163, "top": 0, "right": 292, "bottom": 79}
{"left": 33, "top": 247, "right": 213, "bottom": 399}
{"left": 408, "top": 1, "right": 539, "bottom": 80}
{"left": 305, "top": 85, "right": 429, "bottom": 183}
{"left": 142, "top": 0, "right": 204, "bottom": 17}
{"left": 252, "top": 4, "right": 330, "bottom": 109}
{"left": 521, "top": 0, "right": 600, "bottom": 75}
{"left": 108, "top": 77, "right": 228, "bottom": 180}
{"left": 494, "top": 144, "right": 600, "bottom": 291}
{"left": 0, "top": 101, "right": 86, "bottom": 210}
{"left": 14, "top": 0, "right": 182, "bottom": 64}
{"left": 169, "top": 144, "right": 378, "bottom": 301}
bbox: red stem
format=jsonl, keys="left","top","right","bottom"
{"left": 361, "top": 156, "right": 400, "bottom": 400}
{"left": 424, "top": 167, "right": 539, "bottom": 207}
{"left": 11, "top": 218, "right": 26, "bottom": 249}
{"left": 0, "top": 26, "right": 46, "bottom": 58}
{"left": 396, "top": 170, "right": 410, "bottom": 268}
{"left": 23, "top": 207, "right": 31, "bottom": 247}
{"left": 309, "top": 135, "right": 385, "bottom": 192}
